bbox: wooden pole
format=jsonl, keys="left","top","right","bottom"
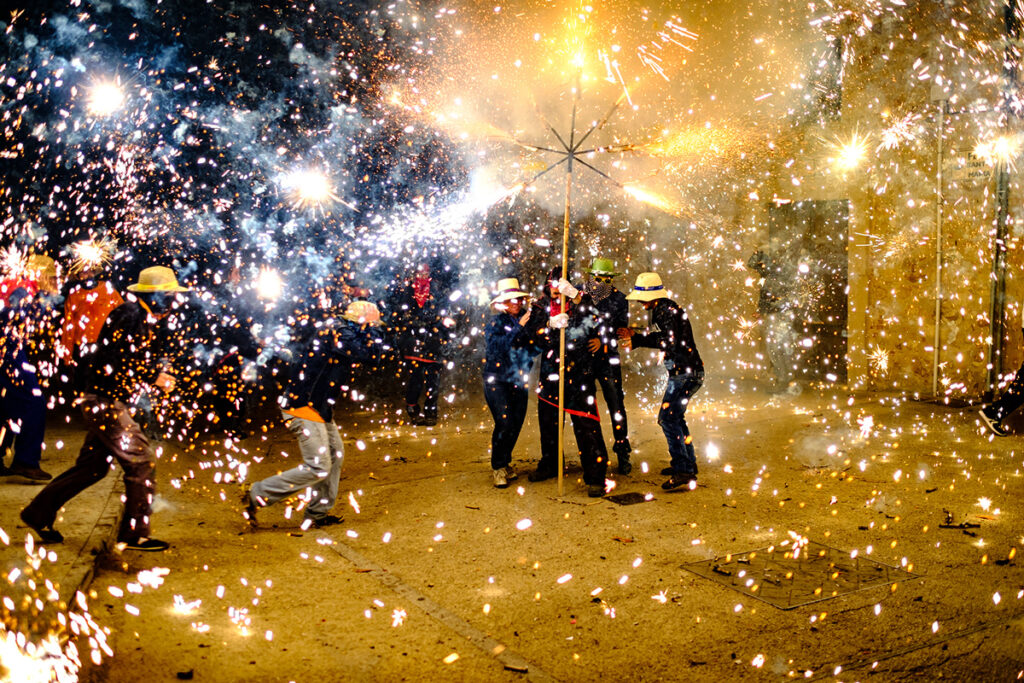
{"left": 558, "top": 168, "right": 572, "bottom": 497}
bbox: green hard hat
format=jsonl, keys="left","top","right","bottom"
{"left": 584, "top": 257, "right": 622, "bottom": 277}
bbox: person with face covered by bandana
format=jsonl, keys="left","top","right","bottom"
{"left": 391, "top": 262, "right": 454, "bottom": 426}
{"left": 20, "top": 266, "right": 187, "bottom": 551}
{"left": 579, "top": 257, "right": 633, "bottom": 474}
{"left": 524, "top": 266, "right": 609, "bottom": 497}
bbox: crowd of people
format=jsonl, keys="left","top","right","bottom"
{"left": 1, "top": 249, "right": 709, "bottom": 551}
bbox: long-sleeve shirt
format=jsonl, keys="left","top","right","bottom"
{"left": 281, "top": 320, "right": 383, "bottom": 423}
{"left": 483, "top": 312, "right": 536, "bottom": 389}
{"left": 631, "top": 298, "right": 703, "bottom": 377}
{"left": 74, "top": 300, "right": 163, "bottom": 403}
{"left": 591, "top": 288, "right": 628, "bottom": 363}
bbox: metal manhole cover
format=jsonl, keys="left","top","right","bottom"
{"left": 605, "top": 492, "right": 651, "bottom": 505}
{"left": 681, "top": 540, "right": 919, "bottom": 610}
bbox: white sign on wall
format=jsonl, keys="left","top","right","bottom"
{"left": 944, "top": 150, "right": 994, "bottom": 183}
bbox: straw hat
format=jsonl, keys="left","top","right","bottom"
{"left": 584, "top": 257, "right": 622, "bottom": 277}
{"left": 343, "top": 300, "right": 382, "bottom": 326}
{"left": 491, "top": 277, "right": 529, "bottom": 304}
{"left": 625, "top": 272, "right": 668, "bottom": 302}
{"left": 127, "top": 266, "right": 189, "bottom": 293}
{"left": 26, "top": 254, "right": 56, "bottom": 278}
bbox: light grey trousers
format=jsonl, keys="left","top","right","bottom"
{"left": 249, "top": 413, "right": 344, "bottom": 521}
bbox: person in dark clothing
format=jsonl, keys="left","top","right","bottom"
{"left": 243, "top": 300, "right": 385, "bottom": 528}
{"left": 979, "top": 328, "right": 1024, "bottom": 437}
{"left": 579, "top": 256, "right": 633, "bottom": 474}
{"left": 483, "top": 277, "right": 537, "bottom": 488}
{"left": 525, "top": 267, "right": 609, "bottom": 497}
{"left": 619, "top": 272, "right": 704, "bottom": 491}
{"left": 390, "top": 263, "right": 453, "bottom": 426}
{"left": 747, "top": 244, "right": 798, "bottom": 392}
{"left": 20, "top": 265, "right": 188, "bottom": 551}
{"left": 0, "top": 254, "right": 59, "bottom": 483}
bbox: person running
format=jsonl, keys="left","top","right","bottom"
{"left": 619, "top": 272, "right": 704, "bottom": 491}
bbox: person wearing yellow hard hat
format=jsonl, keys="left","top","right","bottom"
{"left": 483, "top": 277, "right": 537, "bottom": 489}
{"left": 619, "top": 272, "right": 705, "bottom": 492}
{"left": 242, "top": 298, "right": 386, "bottom": 529}
{"left": 21, "top": 265, "right": 190, "bottom": 551}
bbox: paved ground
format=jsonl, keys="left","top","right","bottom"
{"left": 3, "top": 376, "right": 1024, "bottom": 682}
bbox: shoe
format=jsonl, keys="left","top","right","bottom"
{"left": 122, "top": 538, "right": 170, "bottom": 552}
{"left": 405, "top": 405, "right": 422, "bottom": 424}
{"left": 978, "top": 409, "right": 1007, "bottom": 437}
{"left": 8, "top": 464, "right": 52, "bottom": 483}
{"left": 416, "top": 415, "right": 437, "bottom": 427}
{"left": 492, "top": 468, "right": 509, "bottom": 489}
{"left": 617, "top": 459, "right": 632, "bottom": 476}
{"left": 305, "top": 514, "right": 343, "bottom": 528}
{"left": 240, "top": 486, "right": 259, "bottom": 527}
{"left": 660, "top": 466, "right": 674, "bottom": 476}
{"left": 662, "top": 474, "right": 697, "bottom": 491}
{"left": 527, "top": 468, "right": 557, "bottom": 482}
{"left": 19, "top": 509, "right": 63, "bottom": 544}
{"left": 503, "top": 466, "right": 519, "bottom": 482}
{"left": 587, "top": 484, "right": 606, "bottom": 498}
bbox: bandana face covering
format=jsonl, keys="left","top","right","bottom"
{"left": 587, "top": 280, "right": 613, "bottom": 303}
{"left": 413, "top": 276, "right": 431, "bottom": 307}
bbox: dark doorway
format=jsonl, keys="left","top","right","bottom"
{"left": 767, "top": 200, "right": 850, "bottom": 383}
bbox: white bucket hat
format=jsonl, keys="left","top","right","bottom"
{"left": 625, "top": 272, "right": 668, "bottom": 302}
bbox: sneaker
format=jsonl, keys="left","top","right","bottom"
{"left": 503, "top": 465, "right": 518, "bottom": 482}
{"left": 527, "top": 468, "right": 557, "bottom": 482}
{"left": 587, "top": 484, "right": 606, "bottom": 498}
{"left": 8, "top": 464, "right": 52, "bottom": 484}
{"left": 240, "top": 486, "right": 259, "bottom": 527}
{"left": 417, "top": 415, "right": 437, "bottom": 427}
{"left": 662, "top": 474, "right": 697, "bottom": 491}
{"left": 122, "top": 538, "right": 170, "bottom": 552}
{"left": 617, "top": 459, "right": 632, "bottom": 476}
{"left": 19, "top": 509, "right": 63, "bottom": 544}
{"left": 306, "top": 514, "right": 343, "bottom": 528}
{"left": 978, "top": 409, "right": 1007, "bottom": 437}
{"left": 492, "top": 468, "right": 509, "bottom": 488}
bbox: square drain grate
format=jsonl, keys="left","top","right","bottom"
{"left": 605, "top": 492, "right": 651, "bottom": 505}
{"left": 681, "top": 540, "right": 919, "bottom": 610}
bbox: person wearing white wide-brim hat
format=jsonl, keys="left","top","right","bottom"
{"left": 20, "top": 265, "right": 190, "bottom": 552}
{"left": 484, "top": 277, "right": 536, "bottom": 489}
{"left": 620, "top": 272, "right": 705, "bottom": 492}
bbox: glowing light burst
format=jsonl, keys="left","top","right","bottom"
{"left": 86, "top": 80, "right": 125, "bottom": 117}
{"left": 867, "top": 345, "right": 890, "bottom": 376}
{"left": 0, "top": 245, "right": 27, "bottom": 277}
{"left": 623, "top": 184, "right": 682, "bottom": 215}
{"left": 254, "top": 268, "right": 284, "bottom": 301}
{"left": 281, "top": 168, "right": 340, "bottom": 210}
{"left": 830, "top": 132, "right": 870, "bottom": 172}
{"left": 877, "top": 112, "right": 923, "bottom": 151}
{"left": 70, "top": 235, "right": 117, "bottom": 274}
{"left": 974, "top": 135, "right": 1020, "bottom": 170}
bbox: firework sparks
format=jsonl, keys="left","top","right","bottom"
{"left": 70, "top": 235, "right": 117, "bottom": 274}
{"left": 86, "top": 80, "right": 126, "bottom": 117}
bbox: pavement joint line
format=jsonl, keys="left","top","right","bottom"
{"left": 323, "top": 534, "right": 559, "bottom": 682}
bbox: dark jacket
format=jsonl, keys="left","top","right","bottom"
{"left": 524, "top": 294, "right": 602, "bottom": 418}
{"left": 281, "top": 320, "right": 383, "bottom": 422}
{"left": 590, "top": 288, "right": 628, "bottom": 364}
{"left": 390, "top": 283, "right": 450, "bottom": 363}
{"left": 746, "top": 249, "right": 789, "bottom": 315}
{"left": 631, "top": 298, "right": 703, "bottom": 377}
{"left": 74, "top": 300, "right": 164, "bottom": 403}
{"left": 483, "top": 312, "right": 537, "bottom": 389}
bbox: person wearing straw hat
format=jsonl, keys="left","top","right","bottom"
{"left": 524, "top": 266, "right": 609, "bottom": 497}
{"left": 581, "top": 256, "right": 633, "bottom": 474}
{"left": 20, "top": 265, "right": 189, "bottom": 551}
{"left": 619, "top": 272, "right": 704, "bottom": 491}
{"left": 242, "top": 299, "right": 386, "bottom": 529}
{"left": 483, "top": 277, "right": 538, "bottom": 488}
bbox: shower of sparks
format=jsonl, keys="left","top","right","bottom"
{"left": 877, "top": 111, "right": 923, "bottom": 151}
{"left": 86, "top": 80, "right": 126, "bottom": 117}
{"left": 281, "top": 168, "right": 339, "bottom": 210}
{"left": 974, "top": 135, "right": 1020, "bottom": 170}
{"left": 867, "top": 345, "right": 890, "bottom": 375}
{"left": 70, "top": 235, "right": 117, "bottom": 274}
{"left": 831, "top": 132, "right": 870, "bottom": 172}
{"left": 254, "top": 268, "right": 284, "bottom": 301}
{"left": 0, "top": 245, "right": 27, "bottom": 278}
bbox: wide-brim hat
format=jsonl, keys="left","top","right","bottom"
{"left": 491, "top": 277, "right": 529, "bottom": 304}
{"left": 625, "top": 272, "right": 668, "bottom": 302}
{"left": 127, "top": 266, "right": 189, "bottom": 292}
{"left": 26, "top": 254, "right": 56, "bottom": 278}
{"left": 584, "top": 257, "right": 622, "bottom": 277}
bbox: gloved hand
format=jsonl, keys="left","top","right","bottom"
{"left": 556, "top": 278, "right": 579, "bottom": 299}
{"left": 549, "top": 312, "right": 569, "bottom": 329}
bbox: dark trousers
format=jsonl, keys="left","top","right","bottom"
{"left": 23, "top": 395, "right": 155, "bottom": 544}
{"left": 404, "top": 358, "right": 441, "bottom": 417}
{"left": 990, "top": 360, "right": 1024, "bottom": 421}
{"left": 0, "top": 350, "right": 47, "bottom": 468}
{"left": 483, "top": 378, "right": 528, "bottom": 470}
{"left": 537, "top": 397, "right": 608, "bottom": 486}
{"left": 595, "top": 359, "right": 630, "bottom": 457}
{"left": 659, "top": 372, "right": 704, "bottom": 476}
